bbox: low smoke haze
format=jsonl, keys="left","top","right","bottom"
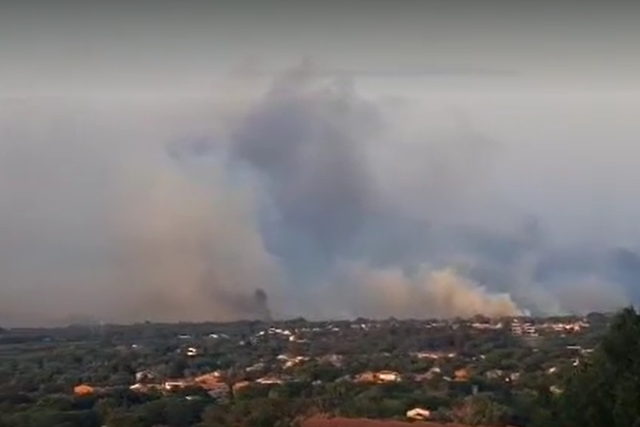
{"left": 1, "top": 1, "right": 640, "bottom": 326}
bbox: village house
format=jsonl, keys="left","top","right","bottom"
{"left": 279, "top": 355, "right": 310, "bottom": 369}
{"left": 130, "top": 383, "right": 164, "bottom": 393}
{"left": 318, "top": 354, "right": 344, "bottom": 366}
{"left": 511, "top": 319, "right": 538, "bottom": 337}
{"left": 73, "top": 384, "right": 95, "bottom": 396}
{"left": 550, "top": 385, "right": 563, "bottom": 395}
{"left": 207, "top": 332, "right": 229, "bottom": 339}
{"left": 355, "top": 370, "right": 401, "bottom": 384}
{"left": 412, "top": 351, "right": 456, "bottom": 360}
{"left": 354, "top": 371, "right": 376, "bottom": 383}
{"left": 194, "top": 372, "right": 224, "bottom": 389}
{"left": 246, "top": 362, "right": 266, "bottom": 372}
{"left": 470, "top": 320, "right": 504, "bottom": 330}
{"left": 135, "top": 370, "right": 156, "bottom": 383}
{"left": 256, "top": 376, "right": 285, "bottom": 385}
{"left": 485, "top": 369, "right": 505, "bottom": 380}
{"left": 194, "top": 373, "right": 230, "bottom": 400}
{"left": 406, "top": 407, "right": 431, "bottom": 421}
{"left": 507, "top": 372, "right": 521, "bottom": 382}
{"left": 454, "top": 368, "right": 470, "bottom": 382}
{"left": 541, "top": 319, "right": 590, "bottom": 333}
{"left": 377, "top": 370, "right": 401, "bottom": 382}
{"left": 424, "top": 366, "right": 442, "bottom": 380}
{"left": 163, "top": 379, "right": 190, "bottom": 391}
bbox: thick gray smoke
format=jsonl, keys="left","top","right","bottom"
{"left": 253, "top": 288, "right": 273, "bottom": 322}
{"left": 0, "top": 61, "right": 636, "bottom": 326}
{"left": 0, "top": 99, "right": 283, "bottom": 326}
{"left": 182, "top": 61, "right": 635, "bottom": 318}
{"left": 338, "top": 265, "right": 522, "bottom": 319}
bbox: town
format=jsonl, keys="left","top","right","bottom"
{"left": 0, "top": 313, "right": 611, "bottom": 427}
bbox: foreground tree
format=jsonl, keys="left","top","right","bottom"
{"left": 559, "top": 307, "right": 640, "bottom": 427}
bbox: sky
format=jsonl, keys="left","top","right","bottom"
{"left": 0, "top": 0, "right": 639, "bottom": 326}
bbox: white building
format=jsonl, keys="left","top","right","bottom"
{"left": 377, "top": 371, "right": 401, "bottom": 382}
{"left": 406, "top": 408, "right": 431, "bottom": 420}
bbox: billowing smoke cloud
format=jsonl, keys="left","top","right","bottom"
{"left": 194, "top": 61, "right": 635, "bottom": 318}
{"left": 338, "top": 265, "right": 522, "bottom": 319}
{"left": 228, "top": 61, "right": 378, "bottom": 265}
{"left": 0, "top": 61, "right": 636, "bottom": 326}
{"left": 253, "top": 288, "right": 273, "bottom": 322}
{"left": 110, "top": 154, "right": 283, "bottom": 323}
{"left": 0, "top": 99, "right": 283, "bottom": 326}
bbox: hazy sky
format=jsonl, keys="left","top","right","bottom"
{"left": 1, "top": 1, "right": 639, "bottom": 94}
{"left": 1, "top": 0, "right": 639, "bottom": 325}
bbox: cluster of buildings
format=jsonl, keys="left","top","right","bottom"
{"left": 509, "top": 318, "right": 591, "bottom": 337}
{"left": 70, "top": 316, "right": 597, "bottom": 405}
{"left": 152, "top": 317, "right": 595, "bottom": 350}
{"left": 131, "top": 371, "right": 232, "bottom": 399}
{"left": 467, "top": 317, "right": 591, "bottom": 337}
{"left": 510, "top": 319, "right": 539, "bottom": 337}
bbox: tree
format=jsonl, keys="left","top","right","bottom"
{"left": 449, "top": 395, "right": 510, "bottom": 426}
{"left": 559, "top": 307, "right": 640, "bottom": 427}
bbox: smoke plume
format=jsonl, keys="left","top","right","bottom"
{"left": 0, "top": 99, "right": 283, "bottom": 325}
{"left": 339, "top": 265, "right": 522, "bottom": 319}
{"left": 253, "top": 288, "right": 273, "bottom": 322}
{"left": 0, "top": 61, "right": 636, "bottom": 326}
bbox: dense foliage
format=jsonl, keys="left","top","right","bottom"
{"left": 557, "top": 307, "right": 640, "bottom": 427}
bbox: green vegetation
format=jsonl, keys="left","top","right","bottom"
{"left": 557, "top": 307, "right": 640, "bottom": 427}
{"left": 0, "top": 311, "right": 635, "bottom": 427}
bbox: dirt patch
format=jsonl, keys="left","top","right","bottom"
{"left": 301, "top": 416, "right": 509, "bottom": 427}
